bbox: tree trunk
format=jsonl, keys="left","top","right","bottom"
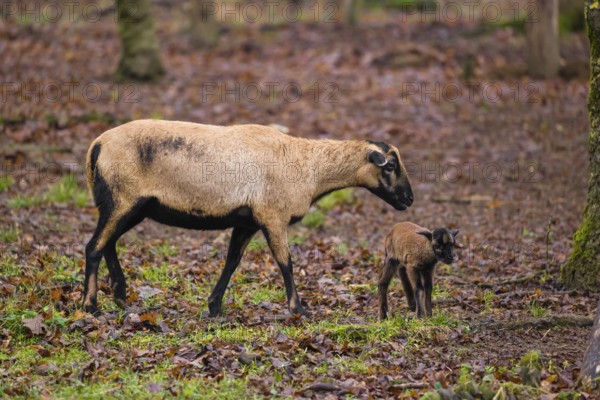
{"left": 115, "top": 0, "right": 165, "bottom": 82}
{"left": 581, "top": 300, "right": 600, "bottom": 386}
{"left": 189, "top": 0, "right": 220, "bottom": 49}
{"left": 561, "top": 1, "right": 600, "bottom": 291}
{"left": 525, "top": 0, "right": 560, "bottom": 79}
{"left": 340, "top": 0, "right": 361, "bottom": 26}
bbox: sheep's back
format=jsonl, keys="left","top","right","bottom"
{"left": 90, "top": 120, "right": 310, "bottom": 216}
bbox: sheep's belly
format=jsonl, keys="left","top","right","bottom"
{"left": 142, "top": 198, "right": 257, "bottom": 231}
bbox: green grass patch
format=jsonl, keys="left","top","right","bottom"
{"left": 316, "top": 188, "right": 355, "bottom": 211}
{"left": 301, "top": 210, "right": 325, "bottom": 228}
{"left": 529, "top": 300, "right": 548, "bottom": 318}
{"left": 49, "top": 255, "right": 81, "bottom": 284}
{"left": 0, "top": 225, "right": 20, "bottom": 242}
{"left": 44, "top": 175, "right": 88, "bottom": 206}
{"left": 0, "top": 175, "right": 14, "bottom": 192}
{"left": 152, "top": 242, "right": 179, "bottom": 258}
{"left": 8, "top": 194, "right": 42, "bottom": 208}
{"left": 0, "top": 254, "right": 21, "bottom": 277}
{"left": 247, "top": 238, "right": 268, "bottom": 252}
{"left": 283, "top": 313, "right": 460, "bottom": 345}
{"left": 249, "top": 285, "right": 286, "bottom": 305}
{"left": 139, "top": 262, "right": 179, "bottom": 288}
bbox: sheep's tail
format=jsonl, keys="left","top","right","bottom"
{"left": 86, "top": 142, "right": 102, "bottom": 206}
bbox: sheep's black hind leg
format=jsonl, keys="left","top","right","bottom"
{"left": 102, "top": 208, "right": 146, "bottom": 309}
{"left": 83, "top": 228, "right": 104, "bottom": 316}
{"left": 208, "top": 227, "right": 258, "bottom": 317}
{"left": 84, "top": 200, "right": 146, "bottom": 314}
{"left": 103, "top": 240, "right": 128, "bottom": 309}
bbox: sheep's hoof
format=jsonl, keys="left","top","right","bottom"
{"left": 208, "top": 303, "right": 224, "bottom": 318}
{"left": 290, "top": 306, "right": 311, "bottom": 319}
{"left": 84, "top": 304, "right": 100, "bottom": 317}
{"left": 111, "top": 282, "right": 127, "bottom": 306}
{"left": 114, "top": 297, "right": 127, "bottom": 310}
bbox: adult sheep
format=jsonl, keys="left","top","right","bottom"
{"left": 83, "top": 120, "right": 414, "bottom": 317}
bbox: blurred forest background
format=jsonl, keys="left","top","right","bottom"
{"left": 1, "top": 0, "right": 599, "bottom": 398}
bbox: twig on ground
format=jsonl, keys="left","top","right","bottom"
{"left": 300, "top": 382, "right": 347, "bottom": 393}
{"left": 387, "top": 382, "right": 428, "bottom": 390}
{"left": 469, "top": 315, "right": 593, "bottom": 332}
{"left": 477, "top": 271, "right": 545, "bottom": 288}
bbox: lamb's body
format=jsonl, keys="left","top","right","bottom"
{"left": 83, "top": 120, "right": 414, "bottom": 317}
{"left": 379, "top": 222, "right": 459, "bottom": 319}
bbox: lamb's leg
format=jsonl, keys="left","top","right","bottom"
{"left": 378, "top": 257, "right": 397, "bottom": 320}
{"left": 263, "top": 225, "right": 309, "bottom": 317}
{"left": 407, "top": 267, "right": 425, "bottom": 318}
{"left": 398, "top": 266, "right": 416, "bottom": 312}
{"left": 423, "top": 269, "right": 434, "bottom": 317}
{"left": 207, "top": 227, "right": 258, "bottom": 317}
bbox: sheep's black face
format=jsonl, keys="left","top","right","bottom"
{"left": 432, "top": 228, "right": 460, "bottom": 264}
{"left": 366, "top": 142, "right": 414, "bottom": 211}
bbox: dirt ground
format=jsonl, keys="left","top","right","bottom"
{"left": 0, "top": 1, "right": 598, "bottom": 398}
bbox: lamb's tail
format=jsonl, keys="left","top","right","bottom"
{"left": 86, "top": 142, "right": 102, "bottom": 206}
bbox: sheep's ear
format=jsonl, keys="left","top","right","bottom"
{"left": 451, "top": 229, "right": 459, "bottom": 237}
{"left": 368, "top": 151, "right": 388, "bottom": 167}
{"left": 416, "top": 230, "right": 433, "bottom": 241}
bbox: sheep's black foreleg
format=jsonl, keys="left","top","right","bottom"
{"left": 208, "top": 227, "right": 258, "bottom": 317}
{"left": 263, "top": 227, "right": 309, "bottom": 317}
{"left": 378, "top": 257, "right": 398, "bottom": 320}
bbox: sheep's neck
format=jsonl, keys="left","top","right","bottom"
{"left": 307, "top": 140, "right": 365, "bottom": 201}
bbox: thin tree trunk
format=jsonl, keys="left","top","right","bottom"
{"left": 561, "top": 1, "right": 600, "bottom": 291}
{"left": 526, "top": 0, "right": 560, "bottom": 78}
{"left": 340, "top": 0, "right": 361, "bottom": 26}
{"left": 115, "top": 0, "right": 165, "bottom": 82}
{"left": 189, "top": 0, "right": 220, "bottom": 49}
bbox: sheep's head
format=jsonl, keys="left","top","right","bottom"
{"left": 361, "top": 141, "right": 414, "bottom": 211}
{"left": 417, "top": 228, "right": 462, "bottom": 264}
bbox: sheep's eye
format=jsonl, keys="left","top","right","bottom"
{"left": 383, "top": 163, "right": 395, "bottom": 172}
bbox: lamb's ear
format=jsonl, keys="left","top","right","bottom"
{"left": 451, "top": 229, "right": 459, "bottom": 237}
{"left": 368, "top": 151, "right": 388, "bottom": 167}
{"left": 416, "top": 230, "right": 433, "bottom": 241}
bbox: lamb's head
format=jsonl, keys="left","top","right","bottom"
{"left": 360, "top": 141, "right": 414, "bottom": 211}
{"left": 417, "top": 228, "right": 462, "bottom": 264}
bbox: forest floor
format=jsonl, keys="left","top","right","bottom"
{"left": 0, "top": 1, "right": 598, "bottom": 398}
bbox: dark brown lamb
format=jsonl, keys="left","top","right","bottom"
{"left": 379, "top": 221, "right": 462, "bottom": 319}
